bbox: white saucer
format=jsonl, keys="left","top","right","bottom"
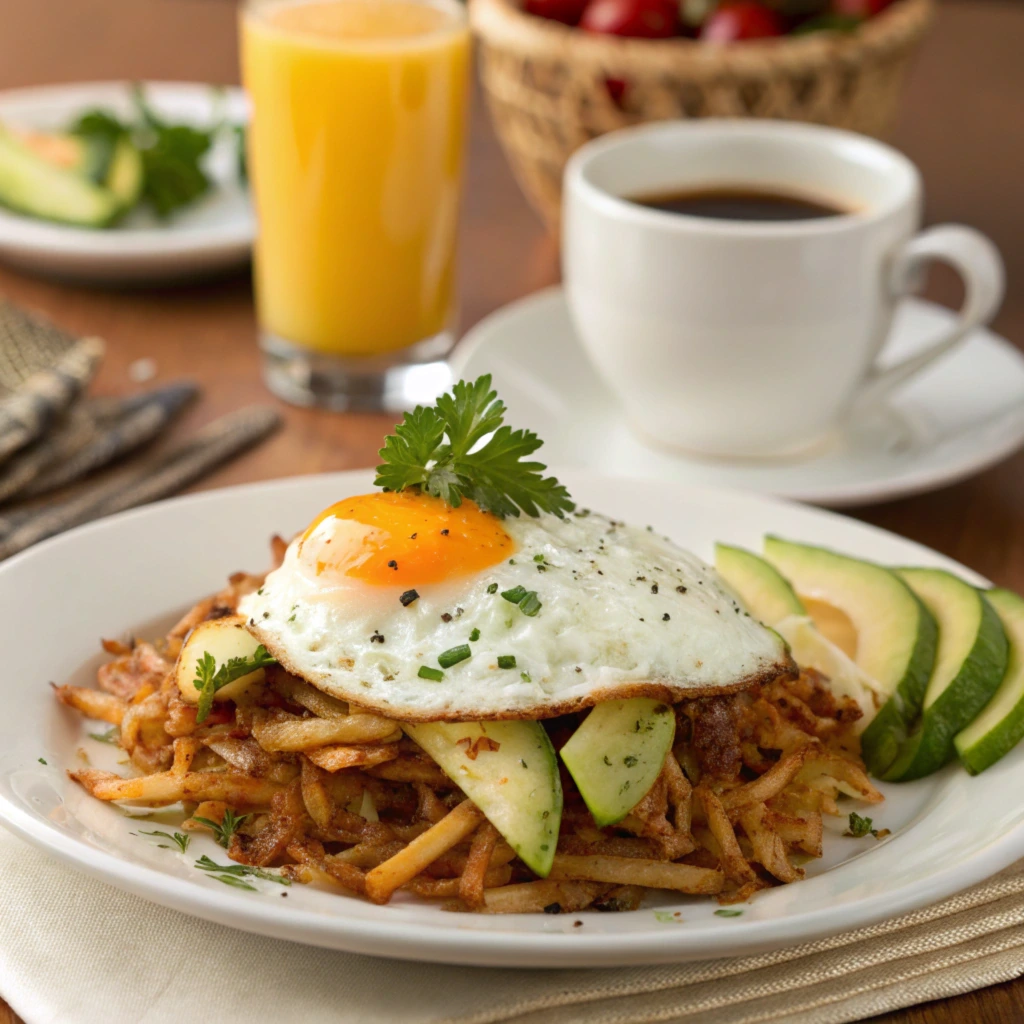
{"left": 453, "top": 287, "right": 1024, "bottom": 507}
{"left": 0, "top": 82, "right": 252, "bottom": 284}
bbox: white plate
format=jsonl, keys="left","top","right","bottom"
{"left": 452, "top": 288, "right": 1024, "bottom": 507}
{"left": 0, "top": 82, "right": 252, "bottom": 284}
{"left": 2, "top": 470, "right": 1023, "bottom": 967}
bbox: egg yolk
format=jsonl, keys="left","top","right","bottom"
{"left": 299, "top": 491, "right": 514, "bottom": 586}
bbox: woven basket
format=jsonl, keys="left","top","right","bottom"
{"left": 471, "top": 0, "right": 933, "bottom": 231}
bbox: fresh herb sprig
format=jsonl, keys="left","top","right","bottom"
{"left": 193, "top": 647, "right": 275, "bottom": 723}
{"left": 192, "top": 808, "right": 251, "bottom": 848}
{"left": 375, "top": 375, "right": 574, "bottom": 520}
{"left": 195, "top": 855, "right": 291, "bottom": 891}
{"left": 136, "top": 829, "right": 191, "bottom": 854}
{"left": 844, "top": 811, "right": 890, "bottom": 840}
{"left": 88, "top": 726, "right": 120, "bottom": 744}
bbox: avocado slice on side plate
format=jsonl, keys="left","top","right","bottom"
{"left": 0, "top": 124, "right": 122, "bottom": 227}
{"left": 879, "top": 570, "right": 1008, "bottom": 781}
{"left": 403, "top": 720, "right": 562, "bottom": 877}
{"left": 763, "top": 536, "right": 938, "bottom": 776}
{"left": 560, "top": 698, "right": 675, "bottom": 827}
{"left": 104, "top": 135, "right": 144, "bottom": 210}
{"left": 955, "top": 589, "right": 1024, "bottom": 774}
{"left": 715, "top": 543, "right": 880, "bottom": 724}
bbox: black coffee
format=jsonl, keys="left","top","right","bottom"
{"left": 629, "top": 187, "right": 848, "bottom": 222}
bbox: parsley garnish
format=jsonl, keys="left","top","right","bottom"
{"left": 88, "top": 727, "right": 120, "bottom": 744}
{"left": 193, "top": 646, "right": 275, "bottom": 723}
{"left": 497, "top": 655, "right": 517, "bottom": 669}
{"left": 845, "top": 812, "right": 889, "bottom": 839}
{"left": 37, "top": 757, "right": 47, "bottom": 765}
{"left": 194, "top": 855, "right": 290, "bottom": 890}
{"left": 374, "top": 375, "right": 574, "bottom": 519}
{"left": 138, "top": 829, "right": 191, "bottom": 854}
{"left": 714, "top": 908, "right": 743, "bottom": 917}
{"left": 193, "top": 809, "right": 250, "bottom": 848}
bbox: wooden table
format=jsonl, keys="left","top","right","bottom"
{"left": 0, "top": 1, "right": 1022, "bottom": 1020}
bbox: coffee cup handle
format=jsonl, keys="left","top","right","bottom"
{"left": 855, "top": 225, "right": 1005, "bottom": 410}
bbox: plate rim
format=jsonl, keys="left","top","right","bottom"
{"left": 2, "top": 468, "right": 1023, "bottom": 968}
{"left": 452, "top": 286, "right": 1024, "bottom": 508}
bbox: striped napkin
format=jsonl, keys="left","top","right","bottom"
{"left": 0, "top": 301, "right": 282, "bottom": 559}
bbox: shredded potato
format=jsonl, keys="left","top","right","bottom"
{"left": 56, "top": 556, "right": 880, "bottom": 914}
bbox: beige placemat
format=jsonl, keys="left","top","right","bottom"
{"left": 2, "top": 825, "right": 1023, "bottom": 1024}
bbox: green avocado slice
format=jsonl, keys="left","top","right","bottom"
{"left": 879, "top": 569, "right": 1008, "bottom": 781}
{"left": 763, "top": 536, "right": 937, "bottom": 776}
{"left": 403, "top": 720, "right": 562, "bottom": 877}
{"left": 955, "top": 589, "right": 1024, "bottom": 774}
{"left": 560, "top": 698, "right": 676, "bottom": 827}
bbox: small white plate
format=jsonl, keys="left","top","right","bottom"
{"left": 453, "top": 288, "right": 1024, "bottom": 507}
{"left": 2, "top": 469, "right": 1024, "bottom": 967}
{"left": 0, "top": 82, "right": 252, "bottom": 284}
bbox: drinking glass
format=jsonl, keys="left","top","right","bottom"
{"left": 241, "top": 0, "right": 471, "bottom": 410}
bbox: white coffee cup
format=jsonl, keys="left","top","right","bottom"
{"left": 562, "top": 120, "right": 1004, "bottom": 459}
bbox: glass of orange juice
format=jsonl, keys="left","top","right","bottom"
{"left": 241, "top": 0, "right": 470, "bottom": 409}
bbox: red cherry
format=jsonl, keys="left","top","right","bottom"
{"left": 581, "top": 0, "right": 678, "bottom": 39}
{"left": 832, "top": 0, "right": 893, "bottom": 14}
{"left": 524, "top": 0, "right": 590, "bottom": 25}
{"left": 700, "top": 1, "right": 784, "bottom": 41}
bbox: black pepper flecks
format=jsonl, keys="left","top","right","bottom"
{"left": 575, "top": 666, "right": 582, "bottom": 673}
{"left": 651, "top": 583, "right": 659, "bottom": 594}
{"left": 663, "top": 613, "right": 670, "bottom": 621}
{"left": 676, "top": 585, "right": 687, "bottom": 594}
{"left": 636, "top": 576, "right": 647, "bottom": 582}
{"left": 370, "top": 631, "right": 385, "bottom": 643}
{"left": 387, "top": 560, "right": 398, "bottom": 570}
{"left": 410, "top": 532, "right": 418, "bottom": 539}
{"left": 441, "top": 612, "right": 453, "bottom": 623}
{"left": 440, "top": 529, "right": 449, "bottom": 536}
{"left": 400, "top": 589, "right": 419, "bottom": 607}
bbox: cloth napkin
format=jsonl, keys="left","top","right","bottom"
{"left": 2, "top": 827, "right": 1024, "bottom": 1024}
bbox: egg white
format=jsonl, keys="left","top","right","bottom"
{"left": 239, "top": 508, "right": 792, "bottom": 720}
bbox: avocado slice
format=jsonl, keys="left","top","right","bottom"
{"left": 715, "top": 543, "right": 805, "bottom": 622}
{"left": 955, "top": 589, "right": 1024, "bottom": 774}
{"left": 716, "top": 543, "right": 880, "bottom": 724}
{"left": 874, "top": 569, "right": 1008, "bottom": 781}
{"left": 402, "top": 720, "right": 562, "bottom": 877}
{"left": 104, "top": 136, "right": 143, "bottom": 209}
{"left": 0, "top": 125, "right": 121, "bottom": 227}
{"left": 763, "top": 536, "right": 937, "bottom": 776}
{"left": 560, "top": 699, "right": 675, "bottom": 827}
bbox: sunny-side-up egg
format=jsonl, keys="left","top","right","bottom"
{"left": 238, "top": 491, "right": 792, "bottom": 720}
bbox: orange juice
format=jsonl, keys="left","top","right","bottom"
{"left": 242, "top": 0, "right": 470, "bottom": 358}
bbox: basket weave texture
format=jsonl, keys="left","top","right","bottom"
{"left": 471, "top": 0, "right": 933, "bottom": 231}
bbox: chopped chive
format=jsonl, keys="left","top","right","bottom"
{"left": 497, "top": 655, "right": 517, "bottom": 669}
{"left": 521, "top": 671, "right": 532, "bottom": 682}
{"left": 715, "top": 909, "right": 743, "bottom": 917}
{"left": 418, "top": 666, "right": 444, "bottom": 682}
{"left": 37, "top": 757, "right": 47, "bottom": 765}
{"left": 468, "top": 627, "right": 481, "bottom": 642}
{"left": 400, "top": 589, "right": 420, "bottom": 607}
{"left": 519, "top": 592, "right": 542, "bottom": 616}
{"left": 438, "top": 644, "right": 472, "bottom": 669}
{"left": 533, "top": 554, "right": 545, "bottom": 563}
{"left": 501, "top": 585, "right": 528, "bottom": 604}
{"left": 486, "top": 583, "right": 498, "bottom": 594}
